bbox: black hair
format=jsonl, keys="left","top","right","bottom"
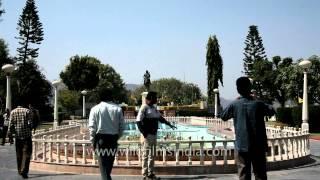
{"left": 236, "top": 77, "right": 252, "bottom": 97}
{"left": 98, "top": 88, "right": 113, "bottom": 102}
{"left": 146, "top": 91, "right": 157, "bottom": 100}
{"left": 15, "top": 98, "right": 29, "bottom": 108}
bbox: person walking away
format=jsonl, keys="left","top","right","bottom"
{"left": 88, "top": 89, "right": 125, "bottom": 180}
{"left": 136, "top": 91, "right": 177, "bottom": 180}
{"left": 0, "top": 110, "right": 3, "bottom": 144}
{"left": 28, "top": 104, "right": 40, "bottom": 133}
{"left": 1, "top": 108, "right": 13, "bottom": 145}
{"left": 220, "top": 77, "right": 275, "bottom": 180}
{"left": 8, "top": 103, "right": 33, "bottom": 179}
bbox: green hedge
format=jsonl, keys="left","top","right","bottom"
{"left": 176, "top": 110, "right": 214, "bottom": 117}
{"left": 276, "top": 105, "right": 320, "bottom": 133}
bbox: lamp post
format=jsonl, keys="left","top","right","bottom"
{"left": 52, "top": 80, "right": 61, "bottom": 129}
{"left": 81, "top": 90, "right": 87, "bottom": 118}
{"left": 2, "top": 64, "right": 15, "bottom": 111}
{"left": 299, "top": 60, "right": 312, "bottom": 132}
{"left": 213, "top": 88, "right": 219, "bottom": 118}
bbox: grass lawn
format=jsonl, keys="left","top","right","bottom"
{"left": 310, "top": 133, "right": 320, "bottom": 140}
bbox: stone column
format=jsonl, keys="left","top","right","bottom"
{"left": 52, "top": 80, "right": 61, "bottom": 129}
{"left": 299, "top": 60, "right": 311, "bottom": 131}
{"left": 81, "top": 90, "right": 87, "bottom": 118}
{"left": 2, "top": 64, "right": 15, "bottom": 111}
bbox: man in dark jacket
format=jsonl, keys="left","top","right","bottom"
{"left": 136, "top": 91, "right": 176, "bottom": 180}
{"left": 220, "top": 77, "right": 275, "bottom": 180}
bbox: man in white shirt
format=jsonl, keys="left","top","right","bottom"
{"left": 89, "top": 89, "right": 124, "bottom": 180}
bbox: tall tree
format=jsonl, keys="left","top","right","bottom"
{"left": 93, "top": 64, "right": 128, "bottom": 103}
{"left": 16, "top": 0, "right": 44, "bottom": 63}
{"left": 206, "top": 35, "right": 223, "bottom": 105}
{"left": 58, "top": 90, "right": 80, "bottom": 116}
{"left": 60, "top": 55, "right": 128, "bottom": 103}
{"left": 243, "top": 25, "right": 267, "bottom": 77}
{"left": 60, "top": 55, "right": 100, "bottom": 91}
{"left": 12, "top": 60, "right": 53, "bottom": 121}
{"left": 272, "top": 56, "right": 294, "bottom": 106}
{"left": 0, "top": 39, "right": 11, "bottom": 65}
{"left": 304, "top": 55, "right": 320, "bottom": 104}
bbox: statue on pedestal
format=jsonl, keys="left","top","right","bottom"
{"left": 143, "top": 70, "right": 151, "bottom": 91}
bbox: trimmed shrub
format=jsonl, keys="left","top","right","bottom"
{"left": 309, "top": 106, "right": 320, "bottom": 132}
{"left": 177, "top": 110, "right": 214, "bottom": 117}
{"left": 276, "top": 107, "right": 293, "bottom": 126}
{"left": 276, "top": 105, "right": 320, "bottom": 133}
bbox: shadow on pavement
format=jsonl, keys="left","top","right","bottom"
{"left": 160, "top": 175, "right": 217, "bottom": 180}
{"left": 28, "top": 173, "right": 76, "bottom": 179}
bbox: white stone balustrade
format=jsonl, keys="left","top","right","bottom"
{"left": 31, "top": 134, "right": 309, "bottom": 167}
{"left": 31, "top": 117, "right": 310, "bottom": 168}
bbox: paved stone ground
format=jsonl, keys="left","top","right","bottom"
{"left": 1, "top": 139, "right": 320, "bottom": 180}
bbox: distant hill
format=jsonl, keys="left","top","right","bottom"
{"left": 125, "top": 84, "right": 140, "bottom": 91}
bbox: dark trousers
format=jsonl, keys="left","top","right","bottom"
{"left": 15, "top": 137, "right": 32, "bottom": 175}
{"left": 1, "top": 126, "right": 13, "bottom": 145}
{"left": 236, "top": 149, "right": 267, "bottom": 180}
{"left": 95, "top": 134, "right": 118, "bottom": 180}
{"left": 1, "top": 126, "right": 8, "bottom": 144}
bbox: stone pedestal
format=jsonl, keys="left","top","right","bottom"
{"left": 302, "top": 122, "right": 309, "bottom": 132}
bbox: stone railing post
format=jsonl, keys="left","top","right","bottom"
{"left": 114, "top": 150, "right": 119, "bottom": 165}
{"left": 188, "top": 136, "right": 192, "bottom": 165}
{"left": 223, "top": 141, "right": 228, "bottom": 165}
{"left": 64, "top": 135, "right": 68, "bottom": 163}
{"left": 138, "top": 144, "right": 142, "bottom": 165}
{"left": 92, "top": 147, "right": 96, "bottom": 165}
{"left": 42, "top": 135, "right": 47, "bottom": 162}
{"left": 175, "top": 141, "right": 180, "bottom": 165}
{"left": 270, "top": 138, "right": 275, "bottom": 162}
{"left": 126, "top": 137, "right": 130, "bottom": 165}
{"left": 297, "top": 134, "right": 301, "bottom": 158}
{"left": 162, "top": 137, "right": 167, "bottom": 165}
{"left": 291, "top": 137, "right": 296, "bottom": 159}
{"left": 72, "top": 135, "right": 76, "bottom": 164}
{"left": 82, "top": 135, "right": 86, "bottom": 164}
{"left": 48, "top": 135, "right": 53, "bottom": 162}
{"left": 283, "top": 136, "right": 289, "bottom": 160}
{"left": 32, "top": 141, "right": 36, "bottom": 161}
{"left": 200, "top": 137, "right": 204, "bottom": 165}
{"left": 277, "top": 139, "right": 282, "bottom": 161}
{"left": 211, "top": 139, "right": 216, "bottom": 165}
{"left": 56, "top": 135, "right": 60, "bottom": 163}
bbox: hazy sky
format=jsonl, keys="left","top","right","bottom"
{"left": 0, "top": 0, "right": 319, "bottom": 99}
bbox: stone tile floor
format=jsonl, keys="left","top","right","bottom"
{"left": 0, "top": 139, "right": 320, "bottom": 180}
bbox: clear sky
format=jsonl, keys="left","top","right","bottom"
{"left": 0, "top": 0, "right": 319, "bottom": 99}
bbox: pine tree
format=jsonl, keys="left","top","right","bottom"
{"left": 243, "top": 25, "right": 267, "bottom": 77}
{"left": 16, "top": 0, "right": 43, "bottom": 63}
{"left": 206, "top": 35, "right": 223, "bottom": 106}
{"left": 0, "top": 0, "right": 5, "bottom": 18}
